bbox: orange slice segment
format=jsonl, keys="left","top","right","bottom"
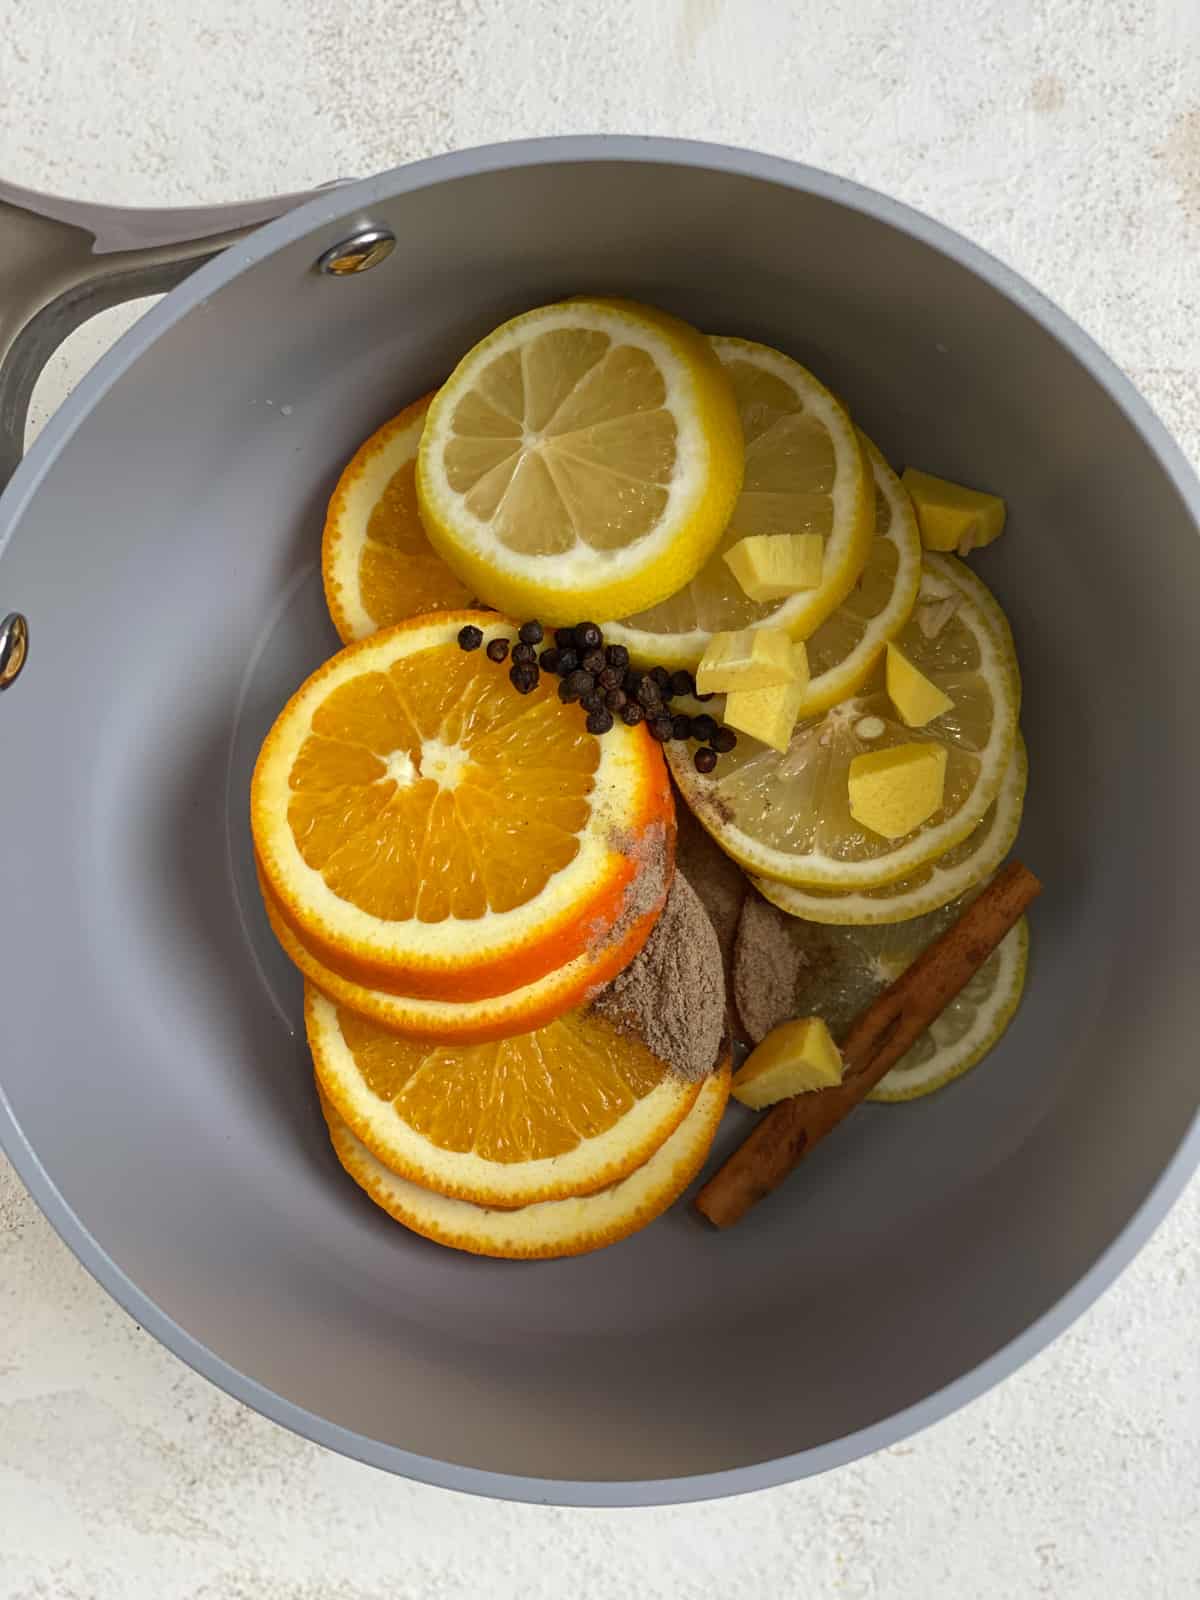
{"left": 252, "top": 611, "right": 674, "bottom": 1000}
{"left": 321, "top": 393, "right": 473, "bottom": 643}
{"left": 259, "top": 864, "right": 667, "bottom": 1042}
{"left": 318, "top": 1061, "right": 731, "bottom": 1258}
{"left": 307, "top": 985, "right": 702, "bottom": 1208}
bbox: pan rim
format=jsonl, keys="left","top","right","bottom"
{"left": 1, "top": 133, "right": 1198, "bottom": 1506}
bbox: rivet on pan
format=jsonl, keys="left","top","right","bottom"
{"left": 316, "top": 227, "right": 396, "bottom": 277}
{"left": 0, "top": 612, "right": 28, "bottom": 691}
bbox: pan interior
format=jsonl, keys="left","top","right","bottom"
{"left": 1, "top": 154, "right": 1197, "bottom": 1492}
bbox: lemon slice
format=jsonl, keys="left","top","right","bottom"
{"left": 415, "top": 298, "right": 743, "bottom": 626}
{"left": 755, "top": 736, "right": 1027, "bottom": 924}
{"left": 605, "top": 336, "right": 874, "bottom": 668}
{"left": 868, "top": 922, "right": 1027, "bottom": 1100}
{"left": 321, "top": 393, "right": 473, "bottom": 643}
{"left": 669, "top": 554, "right": 1020, "bottom": 890}
{"left": 793, "top": 437, "right": 922, "bottom": 715}
{"left": 733, "top": 887, "right": 1027, "bottom": 1102}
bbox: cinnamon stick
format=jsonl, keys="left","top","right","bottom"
{"left": 695, "top": 860, "right": 1042, "bottom": 1229}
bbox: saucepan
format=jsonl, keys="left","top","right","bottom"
{"left": 1, "top": 137, "right": 1197, "bottom": 1506}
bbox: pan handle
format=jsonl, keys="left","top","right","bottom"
{"left": 0, "top": 178, "right": 336, "bottom": 495}
{"left": 0, "top": 178, "right": 335, "bottom": 690}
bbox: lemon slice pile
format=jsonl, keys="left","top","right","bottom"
{"left": 755, "top": 736, "right": 1027, "bottom": 924}
{"left": 796, "top": 440, "right": 923, "bottom": 716}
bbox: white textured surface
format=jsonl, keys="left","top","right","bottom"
{"left": 2, "top": 1, "right": 1200, "bottom": 1594}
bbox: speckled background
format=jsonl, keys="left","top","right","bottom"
{"left": 2, "top": 2, "right": 1199, "bottom": 1595}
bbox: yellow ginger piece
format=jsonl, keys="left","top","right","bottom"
{"left": 885, "top": 642, "right": 954, "bottom": 727}
{"left": 695, "top": 626, "right": 798, "bottom": 694}
{"left": 848, "top": 742, "right": 947, "bottom": 839}
{"left": 731, "top": 1017, "right": 844, "bottom": 1109}
{"left": 901, "top": 468, "right": 1006, "bottom": 555}
{"left": 723, "top": 643, "right": 810, "bottom": 752}
{"left": 723, "top": 534, "right": 824, "bottom": 601}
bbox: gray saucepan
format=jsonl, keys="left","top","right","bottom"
{"left": 1, "top": 138, "right": 1197, "bottom": 1507}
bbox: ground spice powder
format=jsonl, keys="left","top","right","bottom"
{"left": 590, "top": 868, "right": 725, "bottom": 1082}
{"left": 673, "top": 802, "right": 746, "bottom": 986}
{"left": 589, "top": 820, "right": 671, "bottom": 955}
{"left": 732, "top": 892, "right": 808, "bottom": 1044}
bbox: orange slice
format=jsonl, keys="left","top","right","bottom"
{"left": 252, "top": 611, "right": 674, "bottom": 1000}
{"left": 307, "top": 985, "right": 702, "bottom": 1208}
{"left": 321, "top": 393, "right": 473, "bottom": 644}
{"left": 318, "top": 1061, "right": 731, "bottom": 1258}
{"left": 260, "top": 866, "right": 666, "bottom": 1042}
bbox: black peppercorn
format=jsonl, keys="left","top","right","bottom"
{"left": 554, "top": 627, "right": 575, "bottom": 651}
{"left": 648, "top": 715, "right": 674, "bottom": 743}
{"left": 518, "top": 619, "right": 544, "bottom": 646}
{"left": 711, "top": 726, "right": 737, "bottom": 753}
{"left": 635, "top": 678, "right": 662, "bottom": 710}
{"left": 596, "top": 665, "right": 623, "bottom": 692}
{"left": 691, "top": 713, "right": 718, "bottom": 743}
{"left": 669, "top": 669, "right": 695, "bottom": 699}
{"left": 671, "top": 714, "right": 693, "bottom": 741}
{"left": 457, "top": 624, "right": 484, "bottom": 651}
{"left": 486, "top": 636, "right": 510, "bottom": 663}
{"left": 580, "top": 689, "right": 605, "bottom": 714}
{"left": 539, "top": 647, "right": 561, "bottom": 675}
{"left": 693, "top": 746, "right": 718, "bottom": 774}
{"left": 580, "top": 648, "right": 606, "bottom": 676}
{"left": 509, "top": 662, "right": 539, "bottom": 695}
{"left": 605, "top": 687, "right": 627, "bottom": 713}
{"left": 511, "top": 641, "right": 537, "bottom": 666}
{"left": 649, "top": 665, "right": 671, "bottom": 691}
{"left": 563, "top": 668, "right": 595, "bottom": 701}
{"left": 574, "top": 621, "right": 603, "bottom": 651}
{"left": 621, "top": 701, "right": 645, "bottom": 726}
{"left": 605, "top": 643, "right": 630, "bottom": 672}
{"left": 556, "top": 648, "right": 579, "bottom": 676}
{"left": 586, "top": 706, "right": 615, "bottom": 735}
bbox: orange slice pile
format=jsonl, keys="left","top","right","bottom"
{"left": 319, "top": 1061, "right": 731, "bottom": 1259}
{"left": 252, "top": 611, "right": 673, "bottom": 1002}
{"left": 260, "top": 868, "right": 663, "bottom": 1043}
{"left": 307, "top": 986, "right": 702, "bottom": 1208}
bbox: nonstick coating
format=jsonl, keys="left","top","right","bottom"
{"left": 1, "top": 140, "right": 1198, "bottom": 1504}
